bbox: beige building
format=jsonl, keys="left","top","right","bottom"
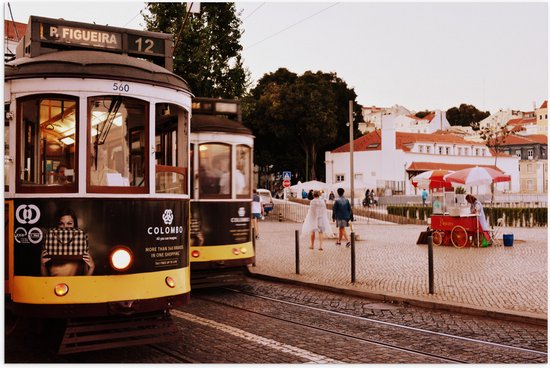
{"left": 536, "top": 100, "right": 548, "bottom": 136}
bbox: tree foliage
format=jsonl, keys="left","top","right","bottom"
{"left": 143, "top": 2, "right": 248, "bottom": 98}
{"left": 446, "top": 103, "right": 490, "bottom": 127}
{"left": 243, "top": 68, "right": 361, "bottom": 182}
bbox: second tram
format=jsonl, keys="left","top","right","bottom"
{"left": 189, "top": 98, "right": 255, "bottom": 287}
{"left": 4, "top": 17, "right": 192, "bottom": 353}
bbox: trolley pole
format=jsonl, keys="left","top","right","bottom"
{"left": 351, "top": 231, "right": 356, "bottom": 283}
{"left": 295, "top": 230, "right": 300, "bottom": 274}
{"left": 428, "top": 235, "right": 434, "bottom": 294}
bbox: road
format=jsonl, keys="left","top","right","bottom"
{"left": 5, "top": 278, "right": 547, "bottom": 363}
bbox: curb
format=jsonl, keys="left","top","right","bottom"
{"left": 246, "top": 270, "right": 547, "bottom": 327}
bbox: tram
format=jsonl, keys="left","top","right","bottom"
{"left": 189, "top": 98, "right": 255, "bottom": 287}
{"left": 4, "top": 16, "right": 192, "bottom": 353}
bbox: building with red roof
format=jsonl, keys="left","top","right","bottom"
{"left": 325, "top": 119, "right": 520, "bottom": 197}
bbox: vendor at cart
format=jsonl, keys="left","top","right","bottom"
{"left": 466, "top": 194, "right": 489, "bottom": 232}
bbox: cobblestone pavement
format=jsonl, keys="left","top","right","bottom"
{"left": 250, "top": 220, "right": 547, "bottom": 322}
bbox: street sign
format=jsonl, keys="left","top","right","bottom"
{"left": 283, "top": 171, "right": 291, "bottom": 181}
{"left": 283, "top": 179, "right": 291, "bottom": 188}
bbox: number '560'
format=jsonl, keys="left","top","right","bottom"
{"left": 113, "top": 83, "right": 130, "bottom": 92}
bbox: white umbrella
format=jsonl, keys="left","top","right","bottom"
{"left": 443, "top": 166, "right": 511, "bottom": 186}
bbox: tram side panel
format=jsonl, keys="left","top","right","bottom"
{"left": 7, "top": 197, "right": 190, "bottom": 317}
{"left": 190, "top": 200, "right": 254, "bottom": 269}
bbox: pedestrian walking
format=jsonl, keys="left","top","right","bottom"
{"left": 302, "top": 191, "right": 333, "bottom": 250}
{"left": 421, "top": 189, "right": 428, "bottom": 207}
{"left": 251, "top": 189, "right": 264, "bottom": 239}
{"left": 307, "top": 189, "right": 314, "bottom": 201}
{"left": 328, "top": 191, "right": 335, "bottom": 202}
{"left": 332, "top": 188, "right": 353, "bottom": 247}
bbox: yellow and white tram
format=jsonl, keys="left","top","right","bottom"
{"left": 189, "top": 98, "right": 255, "bottom": 287}
{"left": 4, "top": 16, "right": 192, "bottom": 353}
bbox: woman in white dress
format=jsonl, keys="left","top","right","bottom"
{"left": 301, "top": 191, "right": 334, "bottom": 250}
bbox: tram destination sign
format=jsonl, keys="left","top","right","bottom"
{"left": 20, "top": 16, "right": 172, "bottom": 69}
{"left": 40, "top": 22, "right": 122, "bottom": 50}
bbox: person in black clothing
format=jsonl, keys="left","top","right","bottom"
{"left": 307, "top": 189, "right": 314, "bottom": 200}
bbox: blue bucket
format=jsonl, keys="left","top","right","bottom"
{"left": 503, "top": 234, "right": 514, "bottom": 247}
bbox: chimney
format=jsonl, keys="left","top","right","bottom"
{"left": 381, "top": 115, "right": 396, "bottom": 152}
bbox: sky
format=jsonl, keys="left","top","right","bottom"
{"left": 4, "top": 1, "right": 548, "bottom": 113}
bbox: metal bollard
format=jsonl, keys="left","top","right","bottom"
{"left": 278, "top": 212, "right": 283, "bottom": 222}
{"left": 428, "top": 235, "right": 434, "bottom": 294}
{"left": 351, "top": 231, "right": 356, "bottom": 283}
{"left": 252, "top": 227, "right": 256, "bottom": 267}
{"left": 295, "top": 230, "right": 300, "bottom": 274}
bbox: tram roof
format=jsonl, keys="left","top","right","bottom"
{"left": 191, "top": 114, "right": 252, "bottom": 135}
{"left": 4, "top": 50, "right": 192, "bottom": 93}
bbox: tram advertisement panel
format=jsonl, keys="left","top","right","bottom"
{"left": 11, "top": 198, "right": 188, "bottom": 276}
{"left": 190, "top": 201, "right": 251, "bottom": 246}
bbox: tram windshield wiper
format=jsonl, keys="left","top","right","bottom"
{"left": 93, "top": 96, "right": 123, "bottom": 168}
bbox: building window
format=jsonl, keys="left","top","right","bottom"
{"left": 457, "top": 147, "right": 462, "bottom": 155}
{"left": 438, "top": 147, "right": 443, "bottom": 155}
{"left": 426, "top": 146, "right": 431, "bottom": 153}
{"left": 336, "top": 174, "right": 344, "bottom": 182}
{"left": 516, "top": 149, "right": 522, "bottom": 158}
{"left": 465, "top": 148, "right": 469, "bottom": 155}
{"left": 445, "top": 147, "right": 450, "bottom": 155}
{"left": 527, "top": 163, "right": 533, "bottom": 173}
{"left": 418, "top": 145, "right": 423, "bottom": 153}
{"left": 526, "top": 179, "right": 534, "bottom": 191}
{"left": 528, "top": 149, "right": 534, "bottom": 159}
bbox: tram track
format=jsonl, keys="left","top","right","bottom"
{"left": 187, "top": 287, "right": 547, "bottom": 364}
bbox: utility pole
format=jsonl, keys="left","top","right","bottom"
{"left": 349, "top": 100, "right": 354, "bottom": 207}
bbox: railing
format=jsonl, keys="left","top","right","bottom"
{"left": 267, "top": 196, "right": 547, "bottom": 227}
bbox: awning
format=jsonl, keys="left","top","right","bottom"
{"left": 406, "top": 161, "right": 503, "bottom": 173}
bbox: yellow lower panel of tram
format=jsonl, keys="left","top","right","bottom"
{"left": 11, "top": 267, "right": 190, "bottom": 304}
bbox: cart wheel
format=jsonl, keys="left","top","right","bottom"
{"left": 432, "top": 230, "right": 444, "bottom": 246}
{"left": 451, "top": 225, "right": 469, "bottom": 248}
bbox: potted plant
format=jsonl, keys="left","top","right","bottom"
{"left": 454, "top": 186, "right": 466, "bottom": 205}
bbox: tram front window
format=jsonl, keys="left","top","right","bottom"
{"left": 18, "top": 96, "right": 77, "bottom": 191}
{"left": 89, "top": 96, "right": 147, "bottom": 191}
{"left": 236, "top": 145, "right": 251, "bottom": 198}
{"left": 199, "top": 143, "right": 231, "bottom": 198}
{"left": 155, "top": 103, "right": 188, "bottom": 194}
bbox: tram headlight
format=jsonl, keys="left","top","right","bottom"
{"left": 165, "top": 276, "right": 176, "bottom": 288}
{"left": 109, "top": 246, "right": 133, "bottom": 271}
{"left": 232, "top": 248, "right": 240, "bottom": 256}
{"left": 54, "top": 283, "right": 69, "bottom": 297}
{"left": 240, "top": 247, "right": 247, "bottom": 254}
{"left": 191, "top": 250, "right": 200, "bottom": 258}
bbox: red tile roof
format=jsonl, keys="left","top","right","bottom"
{"left": 540, "top": 100, "right": 548, "bottom": 109}
{"left": 4, "top": 20, "right": 27, "bottom": 42}
{"left": 502, "top": 134, "right": 548, "bottom": 145}
{"left": 332, "top": 130, "right": 486, "bottom": 153}
{"left": 406, "top": 162, "right": 502, "bottom": 172}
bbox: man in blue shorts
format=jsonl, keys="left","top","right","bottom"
{"left": 332, "top": 188, "right": 353, "bottom": 247}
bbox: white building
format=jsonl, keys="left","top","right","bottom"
{"left": 325, "top": 118, "right": 520, "bottom": 197}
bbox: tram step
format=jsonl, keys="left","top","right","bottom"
{"left": 58, "top": 311, "right": 179, "bottom": 355}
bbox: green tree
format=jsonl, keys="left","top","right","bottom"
{"left": 143, "top": 2, "right": 248, "bottom": 98}
{"left": 446, "top": 103, "right": 490, "bottom": 127}
{"left": 243, "top": 68, "right": 361, "bottom": 182}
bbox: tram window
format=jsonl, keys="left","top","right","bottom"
{"left": 199, "top": 143, "right": 231, "bottom": 198}
{"left": 88, "top": 96, "right": 148, "bottom": 192}
{"left": 5, "top": 106, "right": 10, "bottom": 192}
{"left": 236, "top": 145, "right": 251, "bottom": 198}
{"left": 17, "top": 96, "right": 77, "bottom": 192}
{"left": 155, "top": 103, "right": 188, "bottom": 194}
